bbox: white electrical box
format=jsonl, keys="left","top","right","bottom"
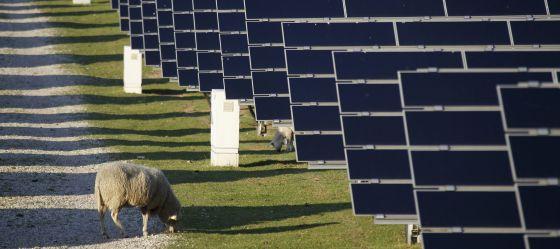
{"left": 123, "top": 46, "right": 143, "bottom": 94}
{"left": 73, "top": 0, "right": 91, "bottom": 5}
{"left": 210, "top": 89, "right": 240, "bottom": 166}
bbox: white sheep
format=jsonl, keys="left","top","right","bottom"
{"left": 94, "top": 162, "right": 181, "bottom": 238}
{"left": 270, "top": 127, "right": 294, "bottom": 152}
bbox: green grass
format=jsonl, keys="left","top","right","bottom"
{"left": 31, "top": 0, "right": 421, "bottom": 248}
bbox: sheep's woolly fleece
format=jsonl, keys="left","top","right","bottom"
{"left": 0, "top": 0, "right": 174, "bottom": 248}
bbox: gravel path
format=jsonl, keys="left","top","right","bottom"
{"left": 0, "top": 1, "right": 171, "bottom": 248}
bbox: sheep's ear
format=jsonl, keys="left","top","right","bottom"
{"left": 169, "top": 215, "right": 177, "bottom": 221}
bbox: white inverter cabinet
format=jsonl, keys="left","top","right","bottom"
{"left": 210, "top": 89, "right": 240, "bottom": 166}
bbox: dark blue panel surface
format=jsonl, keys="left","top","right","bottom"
{"left": 159, "top": 27, "right": 175, "bottom": 43}
{"left": 196, "top": 32, "right": 220, "bottom": 50}
{"left": 350, "top": 184, "right": 416, "bottom": 215}
{"left": 178, "top": 69, "right": 199, "bottom": 87}
{"left": 144, "top": 34, "right": 159, "bottom": 49}
{"left": 172, "top": 0, "right": 192, "bottom": 11}
{"left": 218, "top": 13, "right": 246, "bottom": 32}
{"left": 145, "top": 50, "right": 161, "bottom": 66}
{"left": 160, "top": 44, "right": 176, "bottom": 60}
{"left": 446, "top": 0, "right": 546, "bottom": 16}
{"left": 245, "top": 0, "right": 344, "bottom": 19}
{"left": 193, "top": 0, "right": 216, "bottom": 10}
{"left": 249, "top": 46, "right": 286, "bottom": 69}
{"left": 289, "top": 78, "right": 338, "bottom": 103}
{"left": 295, "top": 134, "right": 345, "bottom": 161}
{"left": 343, "top": 116, "right": 406, "bottom": 146}
{"left": 466, "top": 51, "right": 560, "bottom": 68}
{"left": 283, "top": 22, "right": 395, "bottom": 47}
{"left": 254, "top": 97, "right": 292, "bottom": 121}
{"left": 194, "top": 12, "right": 218, "bottom": 30}
{"left": 130, "top": 22, "right": 143, "bottom": 35}
{"left": 551, "top": 0, "right": 560, "bottom": 14}
{"left": 529, "top": 237, "right": 560, "bottom": 249}
{"left": 142, "top": 3, "right": 156, "bottom": 17}
{"left": 120, "top": 20, "right": 130, "bottom": 32}
{"left": 198, "top": 52, "right": 222, "bottom": 71}
{"left": 412, "top": 151, "right": 513, "bottom": 186}
{"left": 292, "top": 106, "right": 341, "bottom": 132}
{"left": 199, "top": 73, "right": 224, "bottom": 92}
{"left": 335, "top": 52, "right": 463, "bottom": 80}
{"left": 217, "top": 0, "right": 244, "bottom": 10}
{"left": 156, "top": 0, "right": 172, "bottom": 9}
{"left": 347, "top": 150, "right": 411, "bottom": 180}
{"left": 112, "top": 0, "right": 119, "bottom": 9}
{"left": 223, "top": 56, "right": 251, "bottom": 76}
{"left": 252, "top": 72, "right": 289, "bottom": 95}
{"left": 510, "top": 136, "right": 560, "bottom": 179}
{"left": 406, "top": 111, "right": 505, "bottom": 145}
{"left": 177, "top": 51, "right": 197, "bottom": 68}
{"left": 338, "top": 84, "right": 401, "bottom": 112}
{"left": 174, "top": 13, "right": 194, "bottom": 31}
{"left": 162, "top": 61, "right": 178, "bottom": 77}
{"left": 501, "top": 88, "right": 560, "bottom": 128}
{"left": 175, "top": 32, "right": 196, "bottom": 49}
{"left": 129, "top": 7, "right": 142, "bottom": 20}
{"left": 401, "top": 72, "right": 553, "bottom": 106}
{"left": 157, "top": 11, "right": 173, "bottom": 26}
{"left": 224, "top": 79, "right": 253, "bottom": 100}
{"left": 422, "top": 234, "right": 525, "bottom": 249}
{"left": 131, "top": 36, "right": 144, "bottom": 49}
{"left": 417, "top": 191, "right": 521, "bottom": 227}
{"left": 247, "top": 22, "right": 283, "bottom": 44}
{"left": 143, "top": 19, "right": 158, "bottom": 33}
{"left": 398, "top": 22, "right": 510, "bottom": 46}
{"left": 119, "top": 5, "right": 129, "bottom": 18}
{"left": 286, "top": 50, "right": 334, "bottom": 75}
{"left": 221, "top": 34, "right": 248, "bottom": 54}
{"left": 512, "top": 21, "right": 560, "bottom": 45}
{"left": 345, "top": 0, "right": 445, "bottom": 17}
{"left": 519, "top": 186, "right": 560, "bottom": 229}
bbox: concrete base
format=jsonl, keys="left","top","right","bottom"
{"left": 123, "top": 46, "right": 143, "bottom": 94}
{"left": 73, "top": 0, "right": 91, "bottom": 4}
{"left": 211, "top": 151, "right": 239, "bottom": 167}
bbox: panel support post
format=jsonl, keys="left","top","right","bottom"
{"left": 406, "top": 224, "right": 422, "bottom": 245}
{"left": 123, "top": 46, "right": 143, "bottom": 94}
{"left": 210, "top": 89, "right": 240, "bottom": 166}
{"left": 72, "top": 0, "right": 91, "bottom": 5}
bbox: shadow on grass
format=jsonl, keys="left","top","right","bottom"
{"left": 0, "top": 94, "right": 204, "bottom": 108}
{"left": 0, "top": 34, "right": 127, "bottom": 48}
{"left": 0, "top": 54, "right": 121, "bottom": 67}
{"left": 0, "top": 139, "right": 209, "bottom": 151}
{"left": 164, "top": 168, "right": 312, "bottom": 184}
{"left": 241, "top": 159, "right": 298, "bottom": 167}
{"left": 181, "top": 203, "right": 349, "bottom": 233}
{"left": 0, "top": 127, "right": 210, "bottom": 138}
{"left": 0, "top": 4, "right": 74, "bottom": 11}
{"left": 142, "top": 89, "right": 187, "bottom": 96}
{"left": 0, "top": 112, "right": 209, "bottom": 124}
{"left": 6, "top": 10, "right": 114, "bottom": 19}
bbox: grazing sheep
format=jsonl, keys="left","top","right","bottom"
{"left": 270, "top": 127, "right": 294, "bottom": 152}
{"left": 94, "top": 162, "right": 181, "bottom": 238}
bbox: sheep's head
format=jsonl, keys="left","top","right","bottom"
{"left": 159, "top": 191, "right": 181, "bottom": 233}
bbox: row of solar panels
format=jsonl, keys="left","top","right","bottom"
{"left": 107, "top": 1, "right": 560, "bottom": 248}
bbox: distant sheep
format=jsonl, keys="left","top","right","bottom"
{"left": 270, "top": 127, "right": 294, "bottom": 152}
{"left": 94, "top": 162, "right": 181, "bottom": 238}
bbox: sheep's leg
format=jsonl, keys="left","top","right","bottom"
{"left": 98, "top": 205, "right": 109, "bottom": 238}
{"left": 111, "top": 209, "right": 126, "bottom": 238}
{"left": 141, "top": 208, "right": 149, "bottom": 237}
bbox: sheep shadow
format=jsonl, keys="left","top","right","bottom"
{"left": 180, "top": 203, "right": 348, "bottom": 234}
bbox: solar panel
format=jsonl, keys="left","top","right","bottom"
{"left": 286, "top": 50, "right": 334, "bottom": 75}
{"left": 342, "top": 116, "right": 406, "bottom": 146}
{"left": 416, "top": 191, "right": 521, "bottom": 228}
{"left": 283, "top": 22, "right": 395, "bottom": 47}
{"left": 344, "top": 0, "right": 445, "bottom": 17}
{"left": 119, "top": 0, "right": 130, "bottom": 31}
{"left": 294, "top": 134, "right": 345, "bottom": 162}
{"left": 112, "top": 0, "right": 119, "bottom": 9}
{"left": 444, "top": 0, "right": 547, "bottom": 16}
{"left": 412, "top": 151, "right": 513, "bottom": 186}
{"left": 511, "top": 21, "right": 560, "bottom": 45}
{"left": 252, "top": 72, "right": 288, "bottom": 95}
{"left": 465, "top": 51, "right": 560, "bottom": 68}
{"left": 397, "top": 22, "right": 510, "bottom": 46}
{"left": 550, "top": 0, "right": 560, "bottom": 14}
{"left": 500, "top": 87, "right": 560, "bottom": 129}
{"left": 346, "top": 150, "right": 411, "bottom": 180}
{"left": 406, "top": 111, "right": 505, "bottom": 146}
{"left": 422, "top": 234, "right": 525, "bottom": 249}
{"left": 338, "top": 84, "right": 401, "bottom": 113}
{"left": 400, "top": 72, "right": 553, "bottom": 107}
{"left": 528, "top": 236, "right": 560, "bottom": 249}
{"left": 253, "top": 97, "right": 291, "bottom": 121}
{"left": 244, "top": 0, "right": 344, "bottom": 19}
{"left": 129, "top": 0, "right": 144, "bottom": 50}
{"left": 142, "top": 1, "right": 160, "bottom": 66}
{"left": 291, "top": 106, "right": 340, "bottom": 132}
{"left": 156, "top": 0, "right": 177, "bottom": 78}
{"left": 289, "top": 77, "right": 337, "bottom": 104}
{"left": 509, "top": 136, "right": 560, "bottom": 180}
{"left": 518, "top": 186, "right": 560, "bottom": 229}
{"left": 350, "top": 184, "right": 416, "bottom": 216}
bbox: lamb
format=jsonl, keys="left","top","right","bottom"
{"left": 94, "top": 162, "right": 181, "bottom": 238}
{"left": 270, "top": 127, "right": 294, "bottom": 152}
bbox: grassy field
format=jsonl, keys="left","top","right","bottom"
{"left": 36, "top": 0, "right": 421, "bottom": 248}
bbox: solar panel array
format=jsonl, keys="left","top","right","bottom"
{"left": 109, "top": 1, "right": 560, "bottom": 248}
